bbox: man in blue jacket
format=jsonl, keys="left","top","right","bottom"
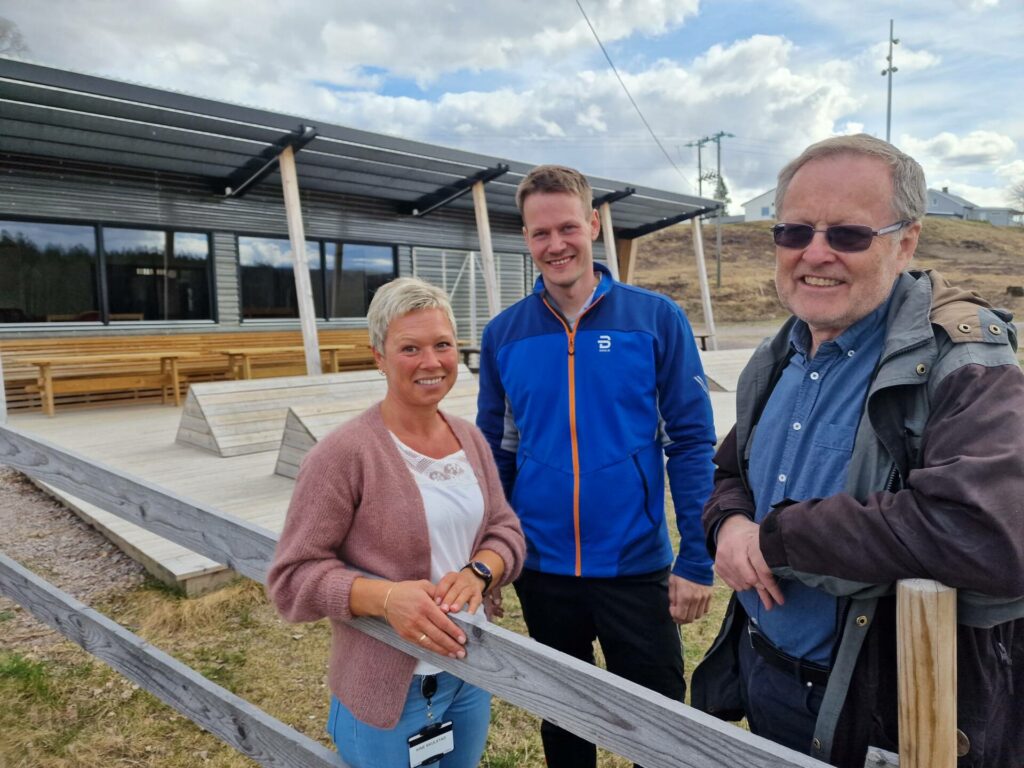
{"left": 477, "top": 164, "right": 717, "bottom": 767}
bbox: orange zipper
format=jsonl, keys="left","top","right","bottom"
{"left": 541, "top": 294, "right": 604, "bottom": 576}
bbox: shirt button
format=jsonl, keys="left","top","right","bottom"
{"left": 809, "top": 371, "right": 820, "bottom": 380}
{"left": 847, "top": 349, "right": 856, "bottom": 358}
{"left": 778, "top": 473, "right": 787, "bottom": 483}
{"left": 793, "top": 422, "right": 801, "bottom": 430}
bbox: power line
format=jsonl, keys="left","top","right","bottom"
{"left": 575, "top": 0, "right": 691, "bottom": 188}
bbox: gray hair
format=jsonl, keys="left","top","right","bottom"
{"left": 366, "top": 277, "right": 457, "bottom": 351}
{"left": 775, "top": 134, "right": 927, "bottom": 222}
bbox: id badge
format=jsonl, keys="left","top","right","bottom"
{"left": 407, "top": 720, "right": 454, "bottom": 767}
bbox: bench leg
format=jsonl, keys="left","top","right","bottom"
{"left": 169, "top": 358, "right": 182, "bottom": 406}
{"left": 40, "top": 365, "right": 55, "bottom": 416}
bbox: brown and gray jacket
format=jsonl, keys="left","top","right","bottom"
{"left": 692, "top": 270, "right": 1024, "bottom": 767}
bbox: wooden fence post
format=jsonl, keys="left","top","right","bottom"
{"left": 897, "top": 579, "right": 957, "bottom": 768}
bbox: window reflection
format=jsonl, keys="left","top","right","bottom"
{"left": 105, "top": 228, "right": 212, "bottom": 321}
{"left": 238, "top": 237, "right": 393, "bottom": 320}
{"left": 0, "top": 221, "right": 98, "bottom": 323}
{"left": 238, "top": 236, "right": 322, "bottom": 319}
{"left": 325, "top": 243, "right": 395, "bottom": 317}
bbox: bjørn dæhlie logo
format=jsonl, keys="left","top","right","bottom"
{"left": 597, "top": 334, "right": 612, "bottom": 352}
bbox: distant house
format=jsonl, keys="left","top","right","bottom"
{"left": 927, "top": 187, "right": 1021, "bottom": 227}
{"left": 742, "top": 189, "right": 776, "bottom": 221}
{"left": 973, "top": 207, "right": 1023, "bottom": 227}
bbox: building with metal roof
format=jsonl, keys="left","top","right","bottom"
{"left": 0, "top": 57, "right": 720, "bottom": 343}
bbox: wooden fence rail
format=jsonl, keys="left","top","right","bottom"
{"left": 0, "top": 423, "right": 946, "bottom": 767}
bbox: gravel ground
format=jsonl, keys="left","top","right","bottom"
{"left": 0, "top": 466, "right": 146, "bottom": 652}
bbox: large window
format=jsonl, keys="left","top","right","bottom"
{"left": 239, "top": 236, "right": 395, "bottom": 320}
{"left": 0, "top": 220, "right": 212, "bottom": 324}
{"left": 105, "top": 228, "right": 212, "bottom": 321}
{"left": 326, "top": 243, "right": 396, "bottom": 317}
{"left": 0, "top": 221, "right": 98, "bottom": 323}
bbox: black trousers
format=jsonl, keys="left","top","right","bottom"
{"left": 513, "top": 568, "right": 685, "bottom": 768}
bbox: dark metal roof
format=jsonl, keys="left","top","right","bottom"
{"left": 0, "top": 57, "right": 721, "bottom": 238}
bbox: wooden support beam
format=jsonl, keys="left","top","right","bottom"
{"left": 897, "top": 579, "right": 957, "bottom": 768}
{"left": 278, "top": 145, "right": 322, "bottom": 376}
{"left": 471, "top": 180, "right": 501, "bottom": 318}
{"left": 598, "top": 202, "right": 620, "bottom": 281}
{"left": 615, "top": 237, "right": 638, "bottom": 285}
{"left": 691, "top": 217, "right": 718, "bottom": 350}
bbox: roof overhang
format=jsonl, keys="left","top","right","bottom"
{"left": 0, "top": 57, "right": 722, "bottom": 236}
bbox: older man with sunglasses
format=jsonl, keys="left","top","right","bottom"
{"left": 691, "top": 134, "right": 1024, "bottom": 767}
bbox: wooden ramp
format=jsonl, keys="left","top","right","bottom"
{"left": 275, "top": 373, "right": 479, "bottom": 478}
{"left": 176, "top": 370, "right": 391, "bottom": 457}
{"left": 8, "top": 406, "right": 294, "bottom": 596}
{"left": 699, "top": 348, "right": 756, "bottom": 393}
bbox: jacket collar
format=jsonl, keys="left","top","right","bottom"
{"left": 532, "top": 261, "right": 615, "bottom": 301}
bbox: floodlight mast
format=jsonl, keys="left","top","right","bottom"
{"left": 881, "top": 19, "right": 900, "bottom": 143}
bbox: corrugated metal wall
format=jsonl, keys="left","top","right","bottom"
{"left": 1, "top": 155, "right": 591, "bottom": 338}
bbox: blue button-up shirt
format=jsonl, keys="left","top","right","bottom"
{"left": 738, "top": 295, "right": 891, "bottom": 664}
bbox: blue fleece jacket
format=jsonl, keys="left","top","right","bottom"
{"left": 476, "top": 264, "right": 716, "bottom": 583}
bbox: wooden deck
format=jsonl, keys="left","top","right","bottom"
{"left": 699, "top": 347, "right": 756, "bottom": 393}
{"left": 4, "top": 356, "right": 746, "bottom": 595}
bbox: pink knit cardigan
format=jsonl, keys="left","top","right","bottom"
{"left": 266, "top": 403, "right": 525, "bottom": 729}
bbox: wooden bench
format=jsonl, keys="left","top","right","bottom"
{"left": 19, "top": 351, "right": 197, "bottom": 416}
{"left": 216, "top": 344, "right": 360, "bottom": 380}
{"left": 1, "top": 330, "right": 374, "bottom": 413}
{"left": 274, "top": 371, "right": 479, "bottom": 478}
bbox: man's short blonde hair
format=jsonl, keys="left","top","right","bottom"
{"left": 366, "top": 277, "right": 457, "bottom": 351}
{"left": 515, "top": 164, "right": 593, "bottom": 214}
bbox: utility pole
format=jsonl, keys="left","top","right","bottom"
{"left": 709, "top": 131, "right": 734, "bottom": 286}
{"left": 881, "top": 19, "right": 899, "bottom": 143}
{"left": 684, "top": 136, "right": 716, "bottom": 195}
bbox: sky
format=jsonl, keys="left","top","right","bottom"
{"left": 1, "top": 0, "right": 1022, "bottom": 213}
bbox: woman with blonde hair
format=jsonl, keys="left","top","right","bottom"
{"left": 268, "top": 277, "right": 525, "bottom": 768}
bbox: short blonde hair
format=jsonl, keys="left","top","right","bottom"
{"left": 775, "top": 134, "right": 927, "bottom": 222}
{"left": 516, "top": 164, "right": 593, "bottom": 214}
{"left": 366, "top": 277, "right": 457, "bottom": 351}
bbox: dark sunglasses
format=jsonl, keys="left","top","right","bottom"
{"left": 771, "top": 220, "right": 910, "bottom": 252}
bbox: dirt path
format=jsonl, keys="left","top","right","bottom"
{"left": 0, "top": 466, "right": 146, "bottom": 652}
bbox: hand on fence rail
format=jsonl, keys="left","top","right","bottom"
{"left": 354, "top": 577, "right": 468, "bottom": 659}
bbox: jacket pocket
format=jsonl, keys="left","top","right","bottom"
{"left": 631, "top": 453, "right": 655, "bottom": 527}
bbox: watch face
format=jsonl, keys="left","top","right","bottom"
{"left": 473, "top": 561, "right": 492, "bottom": 578}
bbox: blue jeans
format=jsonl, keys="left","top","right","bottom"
{"left": 327, "top": 672, "right": 491, "bottom": 768}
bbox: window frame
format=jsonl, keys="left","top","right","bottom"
{"left": 0, "top": 215, "right": 216, "bottom": 327}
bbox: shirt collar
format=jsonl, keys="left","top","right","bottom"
{"left": 789, "top": 281, "right": 897, "bottom": 358}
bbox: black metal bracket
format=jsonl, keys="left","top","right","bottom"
{"left": 614, "top": 204, "right": 722, "bottom": 240}
{"left": 221, "top": 124, "right": 318, "bottom": 198}
{"left": 592, "top": 187, "right": 636, "bottom": 208}
{"left": 399, "top": 164, "right": 509, "bottom": 217}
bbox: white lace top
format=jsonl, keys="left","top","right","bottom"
{"left": 390, "top": 433, "right": 487, "bottom": 675}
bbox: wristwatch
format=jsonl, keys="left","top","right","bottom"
{"left": 462, "top": 561, "right": 493, "bottom": 594}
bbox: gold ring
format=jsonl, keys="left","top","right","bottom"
{"left": 418, "top": 633, "right": 428, "bottom": 644}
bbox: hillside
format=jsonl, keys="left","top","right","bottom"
{"left": 633, "top": 218, "right": 1024, "bottom": 326}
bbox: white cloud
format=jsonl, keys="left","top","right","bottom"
{"left": 901, "top": 130, "right": 1018, "bottom": 167}
{"left": 864, "top": 41, "right": 942, "bottom": 74}
{"left": 995, "top": 159, "right": 1024, "bottom": 181}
